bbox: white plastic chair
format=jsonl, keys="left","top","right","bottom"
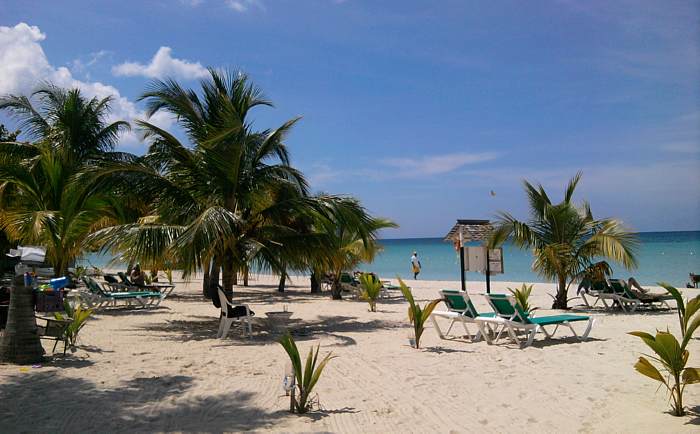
{"left": 217, "top": 288, "right": 253, "bottom": 339}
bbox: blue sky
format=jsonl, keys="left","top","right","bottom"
{"left": 1, "top": 0, "right": 698, "bottom": 237}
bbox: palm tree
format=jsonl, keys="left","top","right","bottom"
{"left": 0, "top": 124, "right": 21, "bottom": 271}
{"left": 89, "top": 69, "right": 319, "bottom": 292}
{"left": 488, "top": 172, "right": 638, "bottom": 309}
{"left": 0, "top": 85, "right": 130, "bottom": 276}
{"left": 310, "top": 196, "right": 397, "bottom": 300}
{"left": 0, "top": 86, "right": 130, "bottom": 365}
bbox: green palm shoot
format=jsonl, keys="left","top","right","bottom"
{"left": 359, "top": 273, "right": 383, "bottom": 312}
{"left": 398, "top": 277, "right": 441, "bottom": 349}
{"left": 629, "top": 284, "right": 700, "bottom": 416}
{"left": 508, "top": 283, "right": 537, "bottom": 314}
{"left": 54, "top": 298, "right": 94, "bottom": 347}
{"left": 279, "top": 332, "right": 336, "bottom": 414}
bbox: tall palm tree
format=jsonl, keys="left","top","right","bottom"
{"left": 488, "top": 172, "right": 638, "bottom": 309}
{"left": 89, "top": 70, "right": 397, "bottom": 297}
{"left": 89, "top": 69, "right": 318, "bottom": 292}
{"left": 0, "top": 86, "right": 131, "bottom": 365}
{"left": 0, "top": 85, "right": 130, "bottom": 276}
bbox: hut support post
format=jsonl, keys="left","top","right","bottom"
{"left": 485, "top": 248, "right": 491, "bottom": 294}
{"left": 459, "top": 232, "right": 466, "bottom": 292}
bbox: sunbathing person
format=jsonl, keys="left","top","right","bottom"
{"left": 627, "top": 277, "right": 671, "bottom": 301}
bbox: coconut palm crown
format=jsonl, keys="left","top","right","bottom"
{"left": 0, "top": 85, "right": 130, "bottom": 276}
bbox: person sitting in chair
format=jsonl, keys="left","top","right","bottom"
{"left": 130, "top": 264, "right": 147, "bottom": 287}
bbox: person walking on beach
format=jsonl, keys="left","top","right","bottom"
{"left": 411, "top": 251, "right": 422, "bottom": 279}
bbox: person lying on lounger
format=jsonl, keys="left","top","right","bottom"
{"left": 627, "top": 277, "right": 672, "bottom": 301}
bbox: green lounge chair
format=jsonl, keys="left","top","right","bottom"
{"left": 115, "top": 272, "right": 175, "bottom": 297}
{"left": 580, "top": 280, "right": 617, "bottom": 309}
{"left": 430, "top": 290, "right": 500, "bottom": 342}
{"left": 82, "top": 277, "right": 164, "bottom": 309}
{"left": 608, "top": 279, "right": 673, "bottom": 312}
{"left": 339, "top": 272, "right": 361, "bottom": 299}
{"left": 484, "top": 294, "right": 595, "bottom": 348}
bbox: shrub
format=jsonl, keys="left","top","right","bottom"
{"left": 629, "top": 283, "right": 700, "bottom": 416}
{"left": 279, "top": 332, "right": 336, "bottom": 413}
{"left": 359, "top": 273, "right": 383, "bottom": 312}
{"left": 398, "top": 277, "right": 440, "bottom": 349}
{"left": 54, "top": 298, "right": 94, "bottom": 347}
{"left": 508, "top": 283, "right": 537, "bottom": 314}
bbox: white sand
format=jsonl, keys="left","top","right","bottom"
{"left": 1, "top": 274, "right": 699, "bottom": 433}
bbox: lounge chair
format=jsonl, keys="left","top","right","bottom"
{"left": 103, "top": 274, "right": 129, "bottom": 292}
{"left": 431, "top": 289, "right": 501, "bottom": 342}
{"left": 484, "top": 294, "right": 595, "bottom": 348}
{"left": 81, "top": 277, "right": 164, "bottom": 309}
{"left": 339, "top": 272, "right": 362, "bottom": 299}
{"left": 579, "top": 280, "right": 626, "bottom": 310}
{"left": 608, "top": 279, "right": 673, "bottom": 312}
{"left": 363, "top": 273, "right": 391, "bottom": 299}
{"left": 216, "top": 287, "right": 253, "bottom": 339}
{"left": 115, "top": 271, "right": 175, "bottom": 297}
{"left": 36, "top": 315, "right": 71, "bottom": 355}
{"left": 690, "top": 273, "right": 700, "bottom": 288}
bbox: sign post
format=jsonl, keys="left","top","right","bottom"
{"left": 462, "top": 246, "right": 503, "bottom": 294}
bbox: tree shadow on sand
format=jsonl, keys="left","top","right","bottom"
{"left": 0, "top": 372, "right": 293, "bottom": 433}
{"left": 494, "top": 336, "right": 607, "bottom": 349}
{"left": 685, "top": 405, "right": 700, "bottom": 426}
{"left": 132, "top": 314, "right": 405, "bottom": 347}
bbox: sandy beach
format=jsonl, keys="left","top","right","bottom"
{"left": 1, "top": 274, "right": 698, "bottom": 433}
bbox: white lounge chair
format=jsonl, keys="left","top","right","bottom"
{"left": 610, "top": 279, "right": 673, "bottom": 311}
{"left": 217, "top": 288, "right": 253, "bottom": 339}
{"left": 484, "top": 294, "right": 595, "bottom": 348}
{"left": 431, "top": 289, "right": 501, "bottom": 342}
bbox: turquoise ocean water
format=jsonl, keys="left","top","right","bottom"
{"left": 81, "top": 231, "right": 700, "bottom": 287}
{"left": 363, "top": 231, "right": 700, "bottom": 287}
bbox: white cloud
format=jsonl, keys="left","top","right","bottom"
{"left": 382, "top": 152, "right": 498, "bottom": 175}
{"left": 0, "top": 22, "right": 173, "bottom": 151}
{"left": 112, "top": 46, "right": 208, "bottom": 80}
{"left": 225, "top": 0, "right": 265, "bottom": 12}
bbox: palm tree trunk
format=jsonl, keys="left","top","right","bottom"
{"left": 552, "top": 275, "right": 569, "bottom": 309}
{"left": 202, "top": 266, "right": 210, "bottom": 297}
{"left": 54, "top": 253, "right": 65, "bottom": 278}
{"left": 222, "top": 261, "right": 234, "bottom": 292}
{"left": 310, "top": 271, "right": 320, "bottom": 294}
{"left": 278, "top": 263, "right": 286, "bottom": 292}
{"left": 0, "top": 276, "right": 45, "bottom": 364}
{"left": 331, "top": 277, "right": 343, "bottom": 300}
{"left": 243, "top": 264, "right": 249, "bottom": 287}
{"left": 209, "top": 258, "right": 221, "bottom": 297}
